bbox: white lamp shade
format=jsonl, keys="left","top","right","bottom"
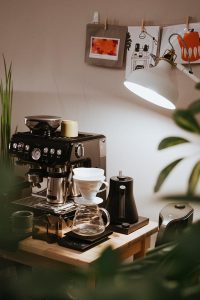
{"left": 124, "top": 60, "right": 178, "bottom": 110}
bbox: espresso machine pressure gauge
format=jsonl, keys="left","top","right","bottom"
{"left": 32, "top": 148, "right": 42, "bottom": 161}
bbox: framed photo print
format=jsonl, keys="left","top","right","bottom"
{"left": 85, "top": 24, "right": 127, "bottom": 68}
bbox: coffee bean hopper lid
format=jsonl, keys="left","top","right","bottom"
{"left": 24, "top": 115, "right": 62, "bottom": 132}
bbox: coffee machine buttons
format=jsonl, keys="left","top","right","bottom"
{"left": 32, "top": 148, "right": 41, "bottom": 161}
{"left": 50, "top": 148, "right": 55, "bottom": 155}
{"left": 25, "top": 144, "right": 30, "bottom": 151}
{"left": 43, "top": 147, "right": 49, "bottom": 154}
{"left": 13, "top": 143, "right": 18, "bottom": 149}
{"left": 57, "top": 149, "right": 62, "bottom": 156}
{"left": 17, "top": 142, "right": 24, "bottom": 151}
{"left": 75, "top": 143, "right": 84, "bottom": 158}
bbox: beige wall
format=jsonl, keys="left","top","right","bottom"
{"left": 1, "top": 0, "right": 200, "bottom": 221}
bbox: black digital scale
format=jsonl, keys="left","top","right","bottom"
{"left": 58, "top": 230, "right": 113, "bottom": 251}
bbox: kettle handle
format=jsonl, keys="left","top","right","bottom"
{"left": 119, "top": 185, "right": 126, "bottom": 219}
{"left": 155, "top": 220, "right": 169, "bottom": 247}
{"left": 99, "top": 208, "right": 110, "bottom": 228}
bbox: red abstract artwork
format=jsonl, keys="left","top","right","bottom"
{"left": 91, "top": 37, "right": 119, "bottom": 56}
{"left": 89, "top": 37, "right": 120, "bottom": 60}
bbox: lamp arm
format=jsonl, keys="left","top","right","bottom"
{"left": 176, "top": 63, "right": 200, "bottom": 83}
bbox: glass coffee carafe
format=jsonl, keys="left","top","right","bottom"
{"left": 71, "top": 204, "right": 110, "bottom": 236}
{"left": 71, "top": 167, "right": 110, "bottom": 237}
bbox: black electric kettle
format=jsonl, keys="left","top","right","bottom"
{"left": 105, "top": 171, "right": 138, "bottom": 225}
{"left": 155, "top": 202, "right": 194, "bottom": 247}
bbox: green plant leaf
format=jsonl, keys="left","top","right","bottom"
{"left": 92, "top": 246, "right": 120, "bottom": 280}
{"left": 188, "top": 99, "right": 200, "bottom": 114}
{"left": 173, "top": 109, "right": 200, "bottom": 133}
{"left": 187, "top": 161, "right": 200, "bottom": 195}
{"left": 0, "top": 55, "right": 13, "bottom": 167}
{"left": 154, "top": 158, "right": 184, "bottom": 192}
{"left": 158, "top": 137, "right": 189, "bottom": 150}
{"left": 195, "top": 82, "right": 200, "bottom": 90}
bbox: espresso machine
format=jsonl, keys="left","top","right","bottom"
{"left": 9, "top": 116, "right": 106, "bottom": 220}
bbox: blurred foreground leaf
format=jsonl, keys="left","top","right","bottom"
{"left": 154, "top": 158, "right": 183, "bottom": 192}
{"left": 195, "top": 82, "right": 200, "bottom": 90}
{"left": 173, "top": 109, "right": 200, "bottom": 133}
{"left": 91, "top": 246, "right": 120, "bottom": 280}
{"left": 188, "top": 99, "right": 200, "bottom": 114}
{"left": 158, "top": 137, "right": 189, "bottom": 150}
{"left": 187, "top": 161, "right": 200, "bottom": 195}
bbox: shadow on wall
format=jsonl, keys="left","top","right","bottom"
{"left": 11, "top": 90, "right": 88, "bottom": 132}
{"left": 12, "top": 88, "right": 175, "bottom": 134}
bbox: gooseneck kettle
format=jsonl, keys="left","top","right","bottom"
{"left": 105, "top": 171, "right": 138, "bottom": 225}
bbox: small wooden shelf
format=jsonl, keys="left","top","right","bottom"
{"left": 0, "top": 221, "right": 158, "bottom": 269}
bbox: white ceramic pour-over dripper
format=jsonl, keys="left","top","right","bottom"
{"left": 73, "top": 167, "right": 104, "bottom": 177}
{"left": 73, "top": 175, "right": 108, "bottom": 202}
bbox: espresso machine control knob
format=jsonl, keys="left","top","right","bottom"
{"left": 32, "top": 148, "right": 41, "bottom": 160}
{"left": 43, "top": 147, "right": 49, "bottom": 154}
{"left": 57, "top": 149, "right": 62, "bottom": 156}
{"left": 75, "top": 143, "right": 84, "bottom": 158}
{"left": 50, "top": 148, "right": 55, "bottom": 155}
{"left": 18, "top": 142, "right": 24, "bottom": 151}
{"left": 13, "top": 143, "right": 17, "bottom": 149}
{"left": 25, "top": 144, "right": 30, "bottom": 151}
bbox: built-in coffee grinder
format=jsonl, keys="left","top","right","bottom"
{"left": 9, "top": 115, "right": 106, "bottom": 219}
{"left": 105, "top": 171, "right": 149, "bottom": 234}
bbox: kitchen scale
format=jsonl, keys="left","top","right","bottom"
{"left": 58, "top": 229, "right": 113, "bottom": 251}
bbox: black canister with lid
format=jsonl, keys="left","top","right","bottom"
{"left": 105, "top": 172, "right": 138, "bottom": 225}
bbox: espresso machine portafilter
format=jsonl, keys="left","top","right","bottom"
{"left": 9, "top": 115, "right": 106, "bottom": 216}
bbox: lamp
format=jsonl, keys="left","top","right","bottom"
{"left": 124, "top": 33, "right": 200, "bottom": 110}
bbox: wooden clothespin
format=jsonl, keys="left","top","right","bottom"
{"left": 186, "top": 16, "right": 190, "bottom": 31}
{"left": 141, "top": 19, "right": 145, "bottom": 32}
{"left": 104, "top": 17, "right": 108, "bottom": 30}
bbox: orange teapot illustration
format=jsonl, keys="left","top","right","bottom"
{"left": 178, "top": 30, "right": 200, "bottom": 62}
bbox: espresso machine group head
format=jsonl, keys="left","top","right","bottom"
{"left": 9, "top": 116, "right": 106, "bottom": 217}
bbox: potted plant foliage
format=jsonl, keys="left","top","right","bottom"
{"left": 0, "top": 55, "right": 13, "bottom": 169}
{"left": 0, "top": 57, "right": 28, "bottom": 204}
{"left": 154, "top": 83, "right": 200, "bottom": 198}
{"left": 0, "top": 56, "right": 17, "bottom": 203}
{"left": 0, "top": 56, "right": 15, "bottom": 254}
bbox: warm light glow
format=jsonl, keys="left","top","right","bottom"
{"left": 124, "top": 81, "right": 176, "bottom": 110}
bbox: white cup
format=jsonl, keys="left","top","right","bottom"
{"left": 73, "top": 175, "right": 108, "bottom": 201}
{"left": 73, "top": 167, "right": 104, "bottom": 177}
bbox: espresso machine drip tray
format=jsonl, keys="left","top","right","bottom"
{"left": 12, "top": 196, "right": 76, "bottom": 217}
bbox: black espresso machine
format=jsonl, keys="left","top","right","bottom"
{"left": 9, "top": 115, "right": 106, "bottom": 220}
